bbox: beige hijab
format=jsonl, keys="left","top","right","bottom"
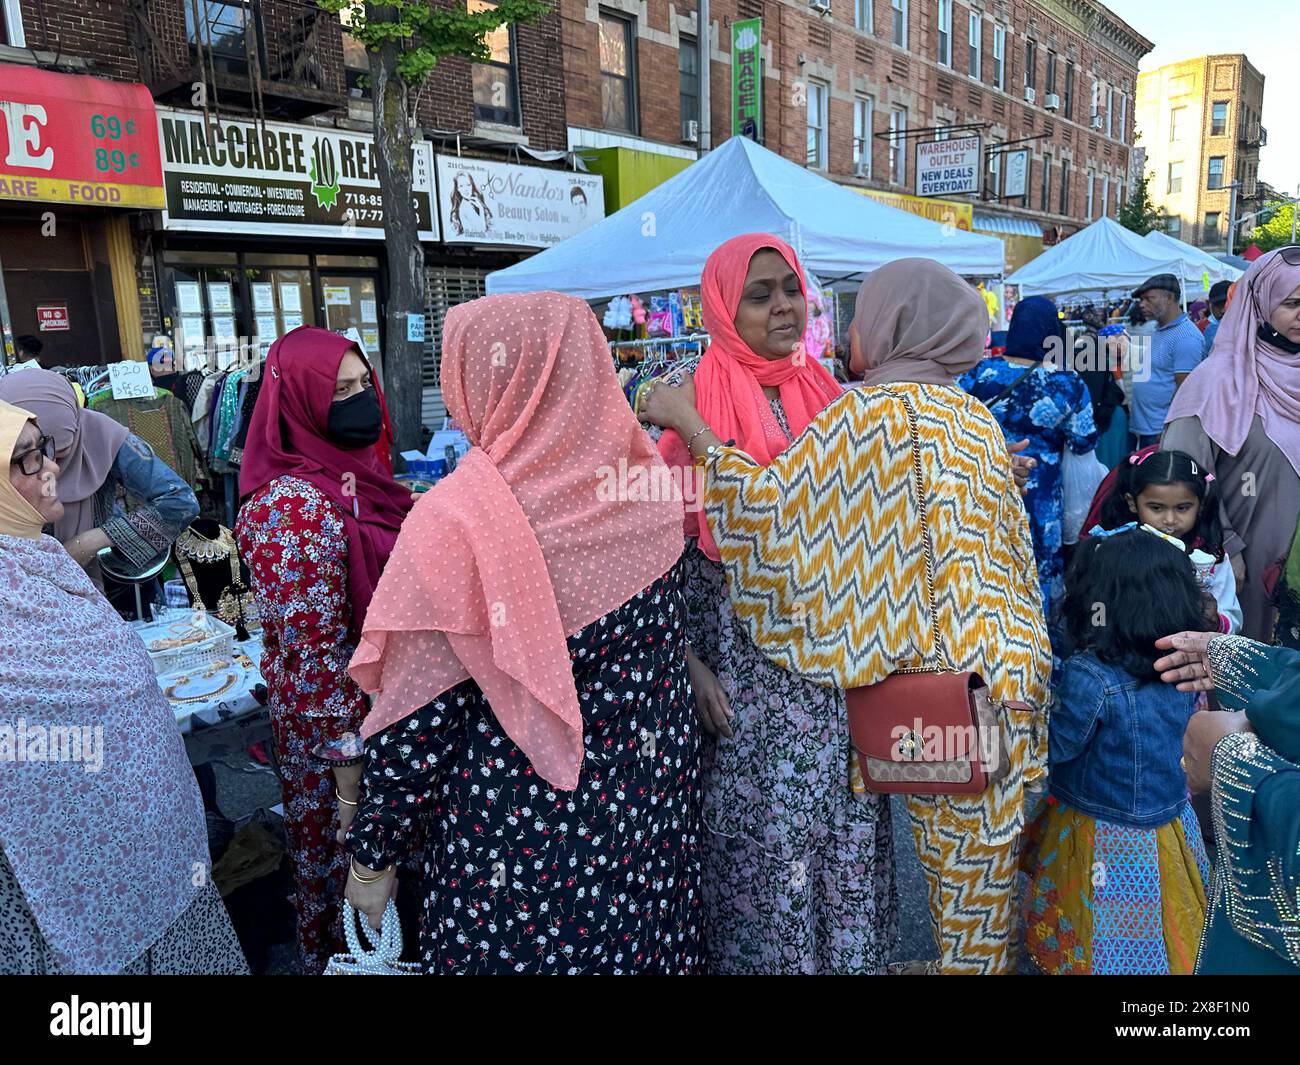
{"left": 851, "top": 258, "right": 990, "bottom": 386}
{"left": 0, "top": 400, "right": 48, "bottom": 540}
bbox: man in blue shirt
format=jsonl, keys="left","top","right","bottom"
{"left": 1201, "top": 279, "right": 1231, "bottom": 357}
{"left": 1129, "top": 273, "right": 1206, "bottom": 448}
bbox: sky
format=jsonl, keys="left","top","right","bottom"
{"left": 1108, "top": 0, "right": 1297, "bottom": 194}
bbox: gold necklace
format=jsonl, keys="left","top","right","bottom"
{"left": 163, "top": 660, "right": 240, "bottom": 704}
{"left": 175, "top": 525, "right": 254, "bottom": 625}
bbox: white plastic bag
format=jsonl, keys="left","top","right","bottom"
{"left": 1061, "top": 449, "right": 1109, "bottom": 545}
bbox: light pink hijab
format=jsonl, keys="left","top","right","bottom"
{"left": 1166, "top": 248, "right": 1300, "bottom": 475}
{"left": 349, "top": 293, "right": 684, "bottom": 791}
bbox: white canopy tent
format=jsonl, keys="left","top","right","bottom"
{"left": 1005, "top": 217, "right": 1184, "bottom": 298}
{"left": 485, "top": 136, "right": 1004, "bottom": 299}
{"left": 1143, "top": 230, "right": 1243, "bottom": 297}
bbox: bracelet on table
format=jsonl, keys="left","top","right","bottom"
{"left": 335, "top": 789, "right": 358, "bottom": 808}
{"left": 349, "top": 857, "right": 393, "bottom": 884}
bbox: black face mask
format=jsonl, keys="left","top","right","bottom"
{"left": 327, "top": 387, "right": 383, "bottom": 449}
{"left": 1257, "top": 321, "right": 1300, "bottom": 355}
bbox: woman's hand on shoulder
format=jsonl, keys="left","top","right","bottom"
{"left": 1153, "top": 630, "right": 1215, "bottom": 691}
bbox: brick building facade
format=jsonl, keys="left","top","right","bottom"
{"left": 563, "top": 0, "right": 1152, "bottom": 265}
{"left": 1, "top": 0, "right": 570, "bottom": 422}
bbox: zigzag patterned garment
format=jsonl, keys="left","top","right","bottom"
{"left": 701, "top": 383, "right": 1054, "bottom": 973}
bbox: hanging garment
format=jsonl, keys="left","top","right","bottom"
{"left": 93, "top": 390, "right": 206, "bottom": 488}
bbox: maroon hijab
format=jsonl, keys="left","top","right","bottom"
{"left": 240, "top": 326, "right": 412, "bottom": 635}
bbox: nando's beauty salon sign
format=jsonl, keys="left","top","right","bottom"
{"left": 157, "top": 108, "right": 438, "bottom": 241}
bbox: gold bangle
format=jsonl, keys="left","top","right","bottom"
{"left": 335, "top": 789, "right": 358, "bottom": 808}
{"left": 349, "top": 857, "right": 391, "bottom": 884}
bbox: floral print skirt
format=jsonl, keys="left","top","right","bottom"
{"left": 682, "top": 546, "right": 899, "bottom": 974}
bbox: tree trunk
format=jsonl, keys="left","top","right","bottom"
{"left": 369, "top": 27, "right": 425, "bottom": 455}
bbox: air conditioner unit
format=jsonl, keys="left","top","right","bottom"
{"left": 1045, "top": 93, "right": 1060, "bottom": 111}
{"left": 1024, "top": 86, "right": 1037, "bottom": 104}
{"left": 808, "top": 0, "right": 831, "bottom": 13}
{"left": 854, "top": 161, "right": 870, "bottom": 178}
{"left": 1090, "top": 114, "right": 1103, "bottom": 130}
{"left": 683, "top": 119, "right": 699, "bottom": 144}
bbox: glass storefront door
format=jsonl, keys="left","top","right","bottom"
{"left": 320, "top": 274, "right": 381, "bottom": 365}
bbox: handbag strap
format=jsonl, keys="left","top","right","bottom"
{"left": 984, "top": 362, "right": 1038, "bottom": 409}
{"left": 878, "top": 386, "right": 955, "bottom": 674}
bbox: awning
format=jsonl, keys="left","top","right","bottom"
{"left": 972, "top": 212, "right": 1044, "bottom": 238}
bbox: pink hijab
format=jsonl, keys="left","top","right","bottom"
{"left": 658, "top": 234, "right": 842, "bottom": 560}
{"left": 0, "top": 368, "right": 128, "bottom": 542}
{"left": 349, "top": 293, "right": 684, "bottom": 791}
{"left": 1166, "top": 248, "right": 1300, "bottom": 475}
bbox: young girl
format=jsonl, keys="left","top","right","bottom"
{"left": 1092, "top": 448, "right": 1242, "bottom": 633}
{"left": 1021, "top": 529, "right": 1211, "bottom": 975}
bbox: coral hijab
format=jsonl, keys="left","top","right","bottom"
{"left": 350, "top": 293, "right": 684, "bottom": 791}
{"left": 658, "top": 233, "right": 842, "bottom": 560}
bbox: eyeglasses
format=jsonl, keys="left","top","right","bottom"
{"left": 10, "top": 434, "right": 55, "bottom": 476}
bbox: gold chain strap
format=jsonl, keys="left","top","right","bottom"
{"left": 877, "top": 386, "right": 955, "bottom": 674}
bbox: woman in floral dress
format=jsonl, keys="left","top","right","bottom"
{"left": 960, "top": 296, "right": 1097, "bottom": 620}
{"left": 236, "top": 326, "right": 411, "bottom": 973}
{"left": 343, "top": 294, "right": 701, "bottom": 974}
{"left": 651, "top": 234, "right": 899, "bottom": 974}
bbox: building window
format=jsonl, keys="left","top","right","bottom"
{"left": 992, "top": 25, "right": 1005, "bottom": 90}
{"left": 1101, "top": 175, "right": 1109, "bottom": 217}
{"left": 470, "top": 0, "right": 520, "bottom": 126}
{"left": 1086, "top": 170, "right": 1095, "bottom": 218}
{"left": 806, "top": 80, "right": 828, "bottom": 170}
{"left": 599, "top": 11, "right": 637, "bottom": 133}
{"left": 1041, "top": 153, "right": 1051, "bottom": 212}
{"left": 1063, "top": 61, "right": 1074, "bottom": 120}
{"left": 853, "top": 96, "right": 873, "bottom": 176}
{"left": 1117, "top": 91, "right": 1127, "bottom": 143}
{"left": 1046, "top": 52, "right": 1056, "bottom": 95}
{"left": 892, "top": 0, "right": 908, "bottom": 49}
{"left": 1204, "top": 211, "right": 1220, "bottom": 244}
{"left": 1170, "top": 106, "right": 1185, "bottom": 142}
{"left": 856, "top": 0, "right": 872, "bottom": 32}
{"left": 935, "top": 0, "right": 956, "bottom": 66}
{"left": 1168, "top": 161, "right": 1183, "bottom": 194}
{"left": 1059, "top": 161, "right": 1069, "bottom": 215}
{"left": 1, "top": 0, "right": 27, "bottom": 48}
{"left": 1211, "top": 101, "right": 1229, "bottom": 137}
{"left": 968, "top": 13, "right": 981, "bottom": 80}
{"left": 889, "top": 107, "right": 907, "bottom": 185}
{"left": 1208, "top": 156, "right": 1225, "bottom": 189}
{"left": 341, "top": 32, "right": 369, "bottom": 98}
{"left": 679, "top": 35, "right": 699, "bottom": 141}
{"left": 1167, "top": 216, "right": 1182, "bottom": 238}
{"left": 1024, "top": 39, "right": 1036, "bottom": 91}
{"left": 988, "top": 150, "right": 1001, "bottom": 198}
{"left": 185, "top": 0, "right": 262, "bottom": 76}
{"left": 1116, "top": 182, "right": 1125, "bottom": 218}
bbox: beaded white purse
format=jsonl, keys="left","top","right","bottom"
{"left": 323, "top": 900, "right": 421, "bottom": 976}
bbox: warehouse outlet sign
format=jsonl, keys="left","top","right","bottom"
{"left": 158, "top": 109, "right": 438, "bottom": 240}
{"left": 916, "top": 136, "right": 981, "bottom": 197}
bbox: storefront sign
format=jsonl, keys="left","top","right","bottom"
{"left": 157, "top": 109, "right": 438, "bottom": 240}
{"left": 915, "top": 136, "right": 981, "bottom": 197}
{"left": 851, "top": 188, "right": 973, "bottom": 231}
{"left": 731, "top": 18, "right": 763, "bottom": 140}
{"left": 36, "top": 304, "right": 69, "bottom": 331}
{"left": 435, "top": 155, "right": 604, "bottom": 248}
{"left": 0, "top": 65, "right": 164, "bottom": 208}
{"left": 1003, "top": 149, "right": 1029, "bottom": 199}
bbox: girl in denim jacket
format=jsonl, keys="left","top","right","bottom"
{"left": 1021, "top": 529, "right": 1213, "bottom": 974}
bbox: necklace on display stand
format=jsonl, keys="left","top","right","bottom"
{"left": 163, "top": 659, "right": 243, "bottom": 704}
{"left": 175, "top": 524, "right": 255, "bottom": 638}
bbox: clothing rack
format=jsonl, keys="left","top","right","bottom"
{"left": 609, "top": 332, "right": 711, "bottom": 354}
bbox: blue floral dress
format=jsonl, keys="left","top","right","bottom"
{"left": 959, "top": 359, "right": 1097, "bottom": 614}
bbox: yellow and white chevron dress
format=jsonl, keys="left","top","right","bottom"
{"left": 701, "top": 382, "right": 1052, "bottom": 974}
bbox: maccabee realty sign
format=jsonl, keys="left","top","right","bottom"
{"left": 916, "top": 135, "right": 981, "bottom": 198}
